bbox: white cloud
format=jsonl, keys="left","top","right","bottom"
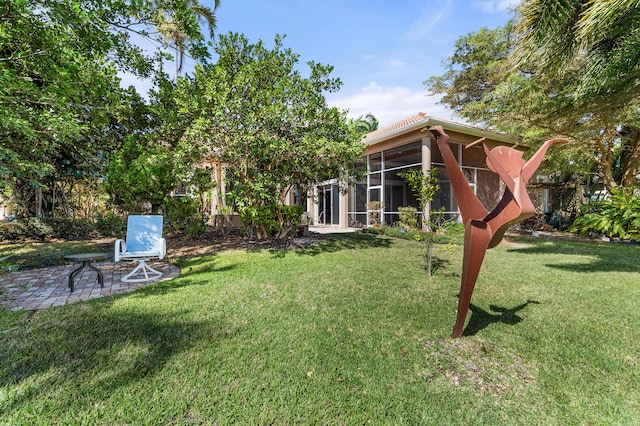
{"left": 327, "top": 82, "right": 456, "bottom": 127}
{"left": 402, "top": 0, "right": 454, "bottom": 42}
{"left": 472, "top": 0, "right": 519, "bottom": 14}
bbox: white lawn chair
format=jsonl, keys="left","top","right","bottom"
{"left": 115, "top": 215, "right": 166, "bottom": 283}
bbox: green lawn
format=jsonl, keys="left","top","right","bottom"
{"left": 1, "top": 233, "right": 639, "bottom": 424}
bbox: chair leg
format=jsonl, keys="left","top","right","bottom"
{"left": 122, "top": 259, "right": 163, "bottom": 283}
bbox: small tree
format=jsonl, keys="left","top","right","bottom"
{"left": 399, "top": 168, "right": 441, "bottom": 275}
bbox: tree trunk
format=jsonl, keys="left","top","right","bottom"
{"left": 595, "top": 128, "right": 619, "bottom": 192}
{"left": 621, "top": 127, "right": 640, "bottom": 188}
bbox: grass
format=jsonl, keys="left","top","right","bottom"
{"left": 1, "top": 233, "right": 639, "bottom": 424}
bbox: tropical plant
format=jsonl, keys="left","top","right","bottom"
{"left": 514, "top": 0, "right": 640, "bottom": 106}
{"left": 0, "top": 0, "right": 215, "bottom": 217}
{"left": 157, "top": 0, "right": 221, "bottom": 75}
{"left": 570, "top": 188, "right": 640, "bottom": 240}
{"left": 350, "top": 113, "right": 379, "bottom": 136}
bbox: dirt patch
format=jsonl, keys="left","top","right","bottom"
{"left": 418, "top": 337, "right": 537, "bottom": 394}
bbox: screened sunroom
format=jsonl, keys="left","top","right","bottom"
{"left": 309, "top": 113, "right": 551, "bottom": 229}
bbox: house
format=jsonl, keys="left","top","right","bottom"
{"left": 0, "top": 195, "right": 15, "bottom": 220}
{"left": 307, "top": 112, "right": 552, "bottom": 229}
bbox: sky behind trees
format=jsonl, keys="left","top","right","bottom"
{"left": 122, "top": 0, "right": 518, "bottom": 127}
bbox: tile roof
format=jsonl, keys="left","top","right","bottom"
{"left": 363, "top": 112, "right": 427, "bottom": 141}
{"left": 361, "top": 112, "right": 519, "bottom": 146}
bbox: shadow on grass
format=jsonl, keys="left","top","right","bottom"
{"left": 126, "top": 256, "right": 240, "bottom": 298}
{"left": 0, "top": 241, "right": 113, "bottom": 270}
{"left": 282, "top": 232, "right": 393, "bottom": 257}
{"left": 428, "top": 257, "right": 453, "bottom": 275}
{"left": 176, "top": 254, "right": 238, "bottom": 272}
{"left": 0, "top": 302, "right": 232, "bottom": 413}
{"left": 463, "top": 300, "right": 540, "bottom": 337}
{"left": 504, "top": 238, "right": 640, "bottom": 273}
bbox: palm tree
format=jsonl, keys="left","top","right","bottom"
{"left": 157, "top": 0, "right": 221, "bottom": 75}
{"left": 514, "top": 0, "right": 640, "bottom": 104}
{"left": 352, "top": 113, "right": 379, "bottom": 135}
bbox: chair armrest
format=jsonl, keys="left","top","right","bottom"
{"left": 157, "top": 238, "right": 166, "bottom": 260}
{"left": 114, "top": 239, "right": 126, "bottom": 262}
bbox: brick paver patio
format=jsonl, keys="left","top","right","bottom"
{"left": 0, "top": 260, "right": 180, "bottom": 311}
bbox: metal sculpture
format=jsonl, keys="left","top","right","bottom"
{"left": 429, "top": 125, "right": 565, "bottom": 338}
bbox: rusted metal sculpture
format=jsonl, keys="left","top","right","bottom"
{"left": 429, "top": 125, "right": 565, "bottom": 338}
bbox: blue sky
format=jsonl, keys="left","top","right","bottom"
{"left": 126, "top": 0, "right": 518, "bottom": 127}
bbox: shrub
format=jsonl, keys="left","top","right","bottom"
{"left": 0, "top": 221, "right": 26, "bottom": 241}
{"left": 0, "top": 255, "right": 18, "bottom": 272}
{"left": 21, "top": 218, "right": 53, "bottom": 241}
{"left": 440, "top": 222, "right": 465, "bottom": 244}
{"left": 165, "top": 196, "right": 204, "bottom": 236}
{"left": 44, "top": 218, "right": 96, "bottom": 240}
{"left": 360, "top": 227, "right": 384, "bottom": 235}
{"left": 397, "top": 206, "right": 418, "bottom": 230}
{"left": 240, "top": 206, "right": 279, "bottom": 238}
{"left": 570, "top": 188, "right": 640, "bottom": 240}
{"left": 95, "top": 214, "right": 126, "bottom": 238}
{"left": 281, "top": 205, "right": 304, "bottom": 228}
{"left": 280, "top": 205, "right": 304, "bottom": 237}
{"left": 385, "top": 226, "right": 423, "bottom": 241}
{"left": 365, "top": 201, "right": 385, "bottom": 227}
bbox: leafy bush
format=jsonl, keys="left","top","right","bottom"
{"left": 570, "top": 188, "right": 640, "bottom": 239}
{"left": 281, "top": 205, "right": 304, "bottom": 228}
{"left": 165, "top": 196, "right": 204, "bottom": 236}
{"left": 360, "top": 222, "right": 465, "bottom": 245}
{"left": 360, "top": 227, "right": 384, "bottom": 235}
{"left": 397, "top": 206, "right": 418, "bottom": 230}
{"left": 381, "top": 226, "right": 422, "bottom": 241}
{"left": 21, "top": 218, "right": 53, "bottom": 241}
{"left": 365, "top": 201, "right": 385, "bottom": 227}
{"left": 240, "top": 206, "right": 279, "bottom": 238}
{"left": 44, "top": 218, "right": 96, "bottom": 240}
{"left": 0, "top": 222, "right": 26, "bottom": 241}
{"left": 95, "top": 214, "right": 126, "bottom": 238}
{"left": 0, "top": 216, "right": 128, "bottom": 241}
{"left": 280, "top": 205, "right": 304, "bottom": 237}
{"left": 440, "top": 222, "right": 465, "bottom": 244}
{"left": 0, "top": 255, "right": 18, "bottom": 272}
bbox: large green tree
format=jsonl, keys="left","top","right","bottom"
{"left": 0, "top": 0, "right": 214, "bottom": 217}
{"left": 104, "top": 73, "right": 216, "bottom": 235}
{"left": 515, "top": 0, "right": 640, "bottom": 107}
{"left": 425, "top": 19, "right": 640, "bottom": 191}
{"left": 181, "top": 33, "right": 366, "bottom": 238}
